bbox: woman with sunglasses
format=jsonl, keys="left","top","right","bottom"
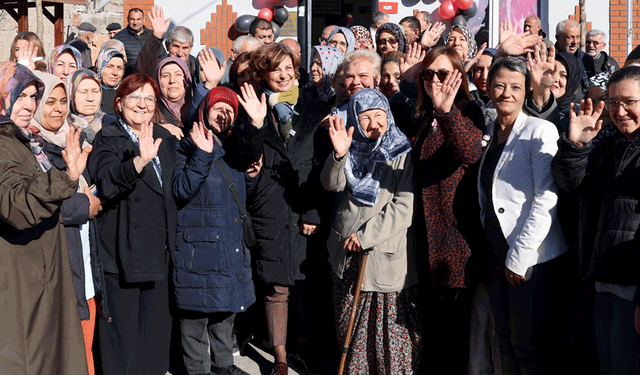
{"left": 411, "top": 46, "right": 487, "bottom": 374}
{"left": 375, "top": 23, "right": 408, "bottom": 56}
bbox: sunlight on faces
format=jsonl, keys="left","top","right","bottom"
{"left": 473, "top": 54, "right": 493, "bottom": 93}
{"left": 254, "top": 29, "right": 274, "bottom": 45}
{"left": 207, "top": 102, "right": 235, "bottom": 134}
{"left": 117, "top": 84, "right": 156, "bottom": 130}
{"left": 53, "top": 51, "right": 78, "bottom": 81}
{"left": 42, "top": 85, "right": 68, "bottom": 132}
{"left": 168, "top": 40, "right": 192, "bottom": 63}
{"left": 128, "top": 11, "right": 144, "bottom": 33}
{"left": 11, "top": 83, "right": 38, "bottom": 128}
{"left": 102, "top": 57, "right": 125, "bottom": 88}
{"left": 344, "top": 59, "right": 379, "bottom": 98}
{"left": 489, "top": 68, "right": 526, "bottom": 118}
{"left": 423, "top": 55, "right": 454, "bottom": 99}
{"left": 608, "top": 79, "right": 640, "bottom": 140}
{"left": 14, "top": 39, "right": 30, "bottom": 60}
{"left": 446, "top": 30, "right": 469, "bottom": 61}
{"left": 75, "top": 78, "right": 102, "bottom": 116}
{"left": 310, "top": 51, "right": 323, "bottom": 86}
{"left": 264, "top": 56, "right": 295, "bottom": 93}
{"left": 159, "top": 63, "right": 186, "bottom": 102}
{"left": 585, "top": 35, "right": 605, "bottom": 57}
{"left": 329, "top": 33, "right": 348, "bottom": 54}
{"left": 380, "top": 61, "right": 401, "bottom": 97}
{"left": 358, "top": 108, "right": 388, "bottom": 139}
{"left": 557, "top": 25, "right": 580, "bottom": 54}
{"left": 377, "top": 30, "right": 399, "bottom": 54}
{"left": 549, "top": 60, "right": 567, "bottom": 99}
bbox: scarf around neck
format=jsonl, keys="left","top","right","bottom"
{"left": 307, "top": 45, "right": 344, "bottom": 102}
{"left": 66, "top": 69, "right": 105, "bottom": 142}
{"left": 156, "top": 57, "right": 192, "bottom": 126}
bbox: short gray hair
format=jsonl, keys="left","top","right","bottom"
{"left": 343, "top": 49, "right": 382, "bottom": 76}
{"left": 232, "top": 35, "right": 260, "bottom": 52}
{"left": 556, "top": 19, "right": 579, "bottom": 36}
{"left": 165, "top": 26, "right": 194, "bottom": 47}
{"left": 487, "top": 56, "right": 531, "bottom": 94}
{"left": 415, "top": 11, "right": 433, "bottom": 25}
{"left": 372, "top": 11, "right": 388, "bottom": 25}
{"left": 586, "top": 29, "right": 606, "bottom": 42}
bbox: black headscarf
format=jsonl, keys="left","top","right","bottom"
{"left": 554, "top": 51, "right": 582, "bottom": 110}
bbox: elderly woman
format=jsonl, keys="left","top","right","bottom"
{"left": 0, "top": 61, "right": 90, "bottom": 374}
{"left": 328, "top": 26, "right": 356, "bottom": 55}
{"left": 446, "top": 25, "right": 487, "bottom": 73}
{"left": 376, "top": 22, "right": 408, "bottom": 55}
{"left": 553, "top": 67, "right": 640, "bottom": 375}
{"left": 87, "top": 73, "right": 177, "bottom": 375}
{"left": 47, "top": 44, "right": 83, "bottom": 81}
{"left": 307, "top": 45, "right": 344, "bottom": 102}
{"left": 235, "top": 42, "right": 332, "bottom": 375}
{"left": 155, "top": 57, "right": 193, "bottom": 140}
{"left": 173, "top": 86, "right": 257, "bottom": 375}
{"left": 411, "top": 46, "right": 486, "bottom": 374}
{"left": 334, "top": 49, "right": 382, "bottom": 122}
{"left": 96, "top": 48, "right": 126, "bottom": 116}
{"left": 67, "top": 69, "right": 115, "bottom": 142}
{"left": 480, "top": 57, "right": 569, "bottom": 375}
{"left": 321, "top": 88, "right": 419, "bottom": 374}
{"left": 10, "top": 31, "right": 47, "bottom": 71}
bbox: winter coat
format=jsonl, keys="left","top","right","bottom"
{"left": 233, "top": 87, "right": 332, "bottom": 286}
{"left": 113, "top": 26, "right": 152, "bottom": 71}
{"left": 552, "top": 129, "right": 640, "bottom": 285}
{"left": 87, "top": 120, "right": 177, "bottom": 283}
{"left": 0, "top": 117, "right": 88, "bottom": 374}
{"left": 43, "top": 140, "right": 110, "bottom": 321}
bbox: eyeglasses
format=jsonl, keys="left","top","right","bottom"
{"left": 604, "top": 98, "right": 640, "bottom": 112}
{"left": 585, "top": 40, "right": 601, "bottom": 46}
{"left": 420, "top": 69, "right": 450, "bottom": 82}
{"left": 377, "top": 37, "right": 398, "bottom": 45}
{"left": 125, "top": 93, "right": 156, "bottom": 106}
{"left": 319, "top": 37, "right": 328, "bottom": 44}
{"left": 328, "top": 40, "right": 348, "bottom": 48}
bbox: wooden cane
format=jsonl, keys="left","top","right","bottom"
{"left": 338, "top": 251, "right": 369, "bottom": 375}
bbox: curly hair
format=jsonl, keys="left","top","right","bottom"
{"left": 249, "top": 43, "right": 300, "bottom": 89}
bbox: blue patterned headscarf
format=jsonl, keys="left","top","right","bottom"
{"left": 308, "top": 45, "right": 344, "bottom": 102}
{"left": 328, "top": 27, "right": 356, "bottom": 55}
{"left": 345, "top": 89, "right": 411, "bottom": 206}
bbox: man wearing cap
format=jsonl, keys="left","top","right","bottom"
{"left": 107, "top": 23, "right": 122, "bottom": 39}
{"left": 69, "top": 22, "right": 96, "bottom": 69}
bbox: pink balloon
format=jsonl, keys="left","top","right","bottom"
{"left": 439, "top": 1, "right": 457, "bottom": 20}
{"left": 257, "top": 8, "right": 273, "bottom": 21}
{"left": 453, "top": 0, "right": 474, "bottom": 10}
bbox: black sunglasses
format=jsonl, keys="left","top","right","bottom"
{"left": 420, "top": 69, "right": 450, "bottom": 82}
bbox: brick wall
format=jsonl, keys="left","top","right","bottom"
{"left": 200, "top": 0, "right": 237, "bottom": 58}
{"left": 123, "top": 0, "right": 154, "bottom": 29}
{"left": 609, "top": 0, "right": 640, "bottom": 64}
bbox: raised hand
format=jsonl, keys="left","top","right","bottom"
{"left": 499, "top": 20, "right": 516, "bottom": 45}
{"left": 499, "top": 30, "right": 542, "bottom": 57}
{"left": 400, "top": 42, "right": 426, "bottom": 83}
{"left": 464, "top": 42, "right": 488, "bottom": 72}
{"left": 16, "top": 40, "right": 38, "bottom": 70}
{"left": 190, "top": 121, "right": 214, "bottom": 153}
{"left": 137, "top": 121, "right": 162, "bottom": 169}
{"left": 527, "top": 44, "right": 555, "bottom": 106}
{"left": 327, "top": 114, "right": 354, "bottom": 158}
{"left": 149, "top": 5, "right": 172, "bottom": 39}
{"left": 430, "top": 69, "right": 462, "bottom": 114}
{"left": 62, "top": 127, "right": 92, "bottom": 182}
{"left": 567, "top": 99, "right": 604, "bottom": 147}
{"left": 420, "top": 21, "right": 445, "bottom": 49}
{"left": 246, "top": 154, "right": 263, "bottom": 178}
{"left": 198, "top": 48, "right": 226, "bottom": 89}
{"left": 237, "top": 82, "right": 267, "bottom": 128}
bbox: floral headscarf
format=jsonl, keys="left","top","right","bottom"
{"left": 328, "top": 27, "right": 356, "bottom": 55}
{"left": 0, "top": 61, "right": 44, "bottom": 117}
{"left": 449, "top": 25, "right": 477, "bottom": 62}
{"left": 376, "top": 23, "right": 408, "bottom": 54}
{"left": 96, "top": 48, "right": 126, "bottom": 88}
{"left": 156, "top": 57, "right": 192, "bottom": 126}
{"left": 46, "top": 45, "right": 83, "bottom": 75}
{"left": 66, "top": 69, "right": 105, "bottom": 142}
{"left": 344, "top": 88, "right": 411, "bottom": 206}
{"left": 350, "top": 26, "right": 375, "bottom": 51}
{"left": 307, "top": 45, "right": 344, "bottom": 102}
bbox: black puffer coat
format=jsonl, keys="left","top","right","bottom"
{"left": 552, "top": 129, "right": 640, "bottom": 285}
{"left": 234, "top": 87, "right": 332, "bottom": 286}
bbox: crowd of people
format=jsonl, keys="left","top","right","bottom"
{"left": 1, "top": 4, "right": 640, "bottom": 375}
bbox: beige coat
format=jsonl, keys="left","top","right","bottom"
{"left": 321, "top": 151, "right": 418, "bottom": 292}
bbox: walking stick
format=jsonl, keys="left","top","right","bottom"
{"left": 338, "top": 250, "right": 369, "bottom": 375}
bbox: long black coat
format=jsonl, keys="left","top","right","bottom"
{"left": 234, "top": 87, "right": 332, "bottom": 286}
{"left": 87, "top": 120, "right": 177, "bottom": 283}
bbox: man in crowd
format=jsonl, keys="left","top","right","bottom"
{"left": 370, "top": 11, "right": 388, "bottom": 49}
{"left": 415, "top": 11, "right": 432, "bottom": 33}
{"left": 250, "top": 18, "right": 275, "bottom": 45}
{"left": 400, "top": 16, "right": 421, "bottom": 46}
{"left": 106, "top": 23, "right": 122, "bottom": 39}
{"left": 585, "top": 29, "right": 620, "bottom": 75}
{"left": 114, "top": 7, "right": 152, "bottom": 71}
{"left": 555, "top": 19, "right": 590, "bottom": 99}
{"left": 320, "top": 25, "right": 337, "bottom": 45}
{"left": 221, "top": 35, "right": 260, "bottom": 85}
{"left": 69, "top": 22, "right": 95, "bottom": 69}
{"left": 523, "top": 16, "right": 552, "bottom": 48}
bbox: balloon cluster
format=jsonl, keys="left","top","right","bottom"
{"left": 234, "top": 7, "right": 290, "bottom": 38}
{"left": 438, "top": 0, "right": 477, "bottom": 26}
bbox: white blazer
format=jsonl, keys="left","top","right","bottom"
{"left": 478, "top": 111, "right": 568, "bottom": 276}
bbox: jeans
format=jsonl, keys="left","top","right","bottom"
{"left": 180, "top": 311, "right": 236, "bottom": 375}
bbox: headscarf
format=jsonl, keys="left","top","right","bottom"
{"left": 198, "top": 86, "right": 239, "bottom": 139}
{"left": 307, "top": 45, "right": 344, "bottom": 102}
{"left": 66, "top": 69, "right": 105, "bottom": 142}
{"left": 96, "top": 48, "right": 126, "bottom": 90}
{"left": 30, "top": 71, "right": 70, "bottom": 147}
{"left": 46, "top": 44, "right": 83, "bottom": 74}
{"left": 156, "top": 57, "right": 193, "bottom": 125}
{"left": 345, "top": 89, "right": 411, "bottom": 206}
{"left": 0, "top": 61, "right": 44, "bottom": 117}
{"left": 376, "top": 23, "right": 408, "bottom": 54}
{"left": 554, "top": 51, "right": 582, "bottom": 110}
{"left": 350, "top": 26, "right": 375, "bottom": 51}
{"left": 328, "top": 27, "right": 356, "bottom": 55}
{"left": 450, "top": 25, "right": 477, "bottom": 62}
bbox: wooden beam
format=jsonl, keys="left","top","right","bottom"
{"left": 18, "top": 0, "right": 27, "bottom": 32}
{"left": 53, "top": 3, "right": 63, "bottom": 46}
{"left": 42, "top": 4, "right": 55, "bottom": 24}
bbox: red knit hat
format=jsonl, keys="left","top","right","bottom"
{"left": 198, "top": 86, "right": 239, "bottom": 131}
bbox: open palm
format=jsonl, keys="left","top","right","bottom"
{"left": 327, "top": 115, "right": 353, "bottom": 158}
{"left": 237, "top": 82, "right": 267, "bottom": 128}
{"left": 568, "top": 99, "right": 604, "bottom": 147}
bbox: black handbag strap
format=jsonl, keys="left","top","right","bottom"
{"left": 214, "top": 159, "right": 248, "bottom": 220}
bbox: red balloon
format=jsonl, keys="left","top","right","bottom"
{"left": 453, "top": 0, "right": 474, "bottom": 10}
{"left": 257, "top": 8, "right": 273, "bottom": 21}
{"left": 439, "top": 1, "right": 457, "bottom": 20}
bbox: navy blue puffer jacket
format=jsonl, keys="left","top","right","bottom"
{"left": 172, "top": 138, "right": 255, "bottom": 313}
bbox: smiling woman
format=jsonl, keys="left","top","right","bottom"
{"left": 156, "top": 57, "right": 192, "bottom": 129}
